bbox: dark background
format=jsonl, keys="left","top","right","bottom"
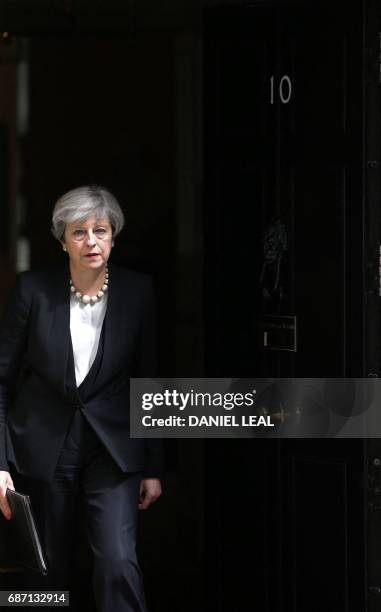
{"left": 0, "top": 1, "right": 380, "bottom": 611}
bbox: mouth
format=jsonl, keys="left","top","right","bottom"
{"left": 85, "top": 253, "right": 101, "bottom": 259}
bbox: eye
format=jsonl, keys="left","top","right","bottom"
{"left": 73, "top": 229, "right": 85, "bottom": 238}
{"left": 95, "top": 228, "right": 107, "bottom": 236}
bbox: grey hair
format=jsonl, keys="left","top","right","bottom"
{"left": 51, "top": 185, "right": 125, "bottom": 241}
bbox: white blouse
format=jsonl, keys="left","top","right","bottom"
{"left": 70, "top": 293, "right": 108, "bottom": 387}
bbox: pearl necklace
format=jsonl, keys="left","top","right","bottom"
{"left": 70, "top": 266, "right": 109, "bottom": 305}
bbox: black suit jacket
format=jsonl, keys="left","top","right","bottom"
{"left": 0, "top": 263, "right": 162, "bottom": 482}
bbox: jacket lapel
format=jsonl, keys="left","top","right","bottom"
{"left": 48, "top": 264, "right": 71, "bottom": 395}
{"left": 96, "top": 263, "right": 143, "bottom": 392}
{"left": 97, "top": 263, "right": 127, "bottom": 387}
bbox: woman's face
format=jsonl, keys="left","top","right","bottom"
{"left": 61, "top": 214, "right": 113, "bottom": 272}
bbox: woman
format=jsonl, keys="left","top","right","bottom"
{"left": 0, "top": 185, "right": 162, "bottom": 611}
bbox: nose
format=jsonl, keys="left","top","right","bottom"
{"left": 86, "top": 230, "right": 96, "bottom": 246}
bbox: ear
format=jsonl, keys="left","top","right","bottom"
{"left": 60, "top": 240, "right": 67, "bottom": 252}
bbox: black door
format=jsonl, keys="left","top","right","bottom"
{"left": 204, "top": 1, "right": 380, "bottom": 610}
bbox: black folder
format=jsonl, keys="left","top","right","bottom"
{"left": 0, "top": 489, "right": 47, "bottom": 574}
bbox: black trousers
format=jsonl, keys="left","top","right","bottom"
{"left": 13, "top": 411, "right": 148, "bottom": 612}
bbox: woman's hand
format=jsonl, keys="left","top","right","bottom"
{"left": 0, "top": 471, "right": 14, "bottom": 520}
{"left": 138, "top": 478, "right": 162, "bottom": 510}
